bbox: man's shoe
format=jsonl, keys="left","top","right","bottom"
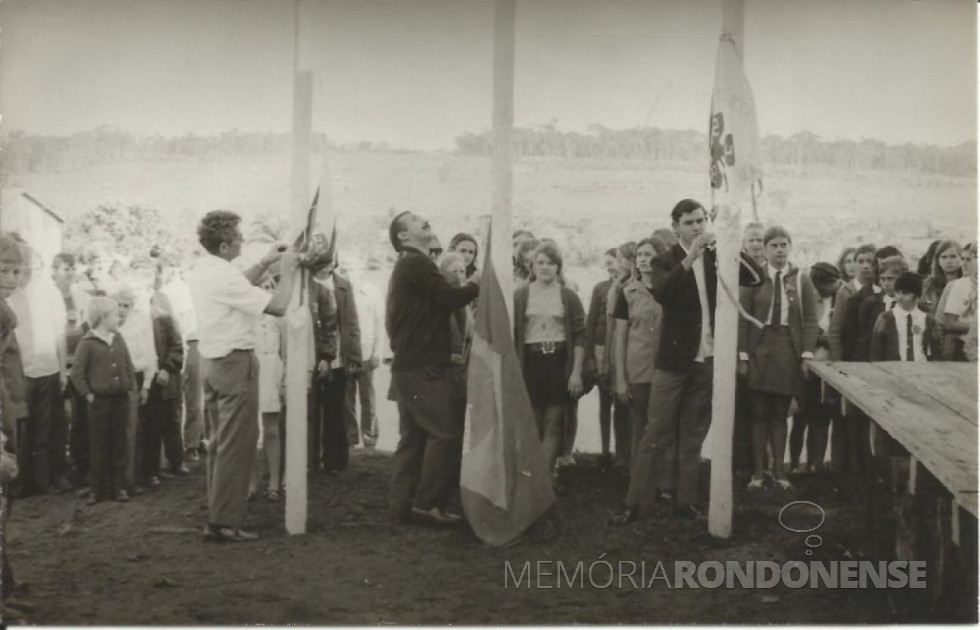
{"left": 608, "top": 504, "right": 639, "bottom": 526}
{"left": 158, "top": 470, "right": 175, "bottom": 480}
{"left": 675, "top": 503, "right": 705, "bottom": 521}
{"left": 598, "top": 453, "right": 612, "bottom": 472}
{"left": 147, "top": 475, "right": 161, "bottom": 488}
{"left": 203, "top": 524, "right": 259, "bottom": 543}
{"left": 4, "top": 596, "right": 37, "bottom": 613}
{"left": 411, "top": 506, "right": 462, "bottom": 525}
{"left": 115, "top": 490, "right": 130, "bottom": 503}
{"left": 173, "top": 465, "right": 191, "bottom": 476}
{"left": 746, "top": 476, "right": 765, "bottom": 490}
{"left": 54, "top": 476, "right": 73, "bottom": 492}
{"left": 131, "top": 485, "right": 145, "bottom": 496}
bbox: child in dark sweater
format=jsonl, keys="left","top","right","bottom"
{"left": 70, "top": 296, "right": 137, "bottom": 504}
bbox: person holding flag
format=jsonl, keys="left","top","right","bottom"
{"left": 386, "top": 211, "right": 480, "bottom": 525}
{"left": 610, "top": 199, "right": 762, "bottom": 525}
{"left": 188, "top": 210, "right": 299, "bottom": 543}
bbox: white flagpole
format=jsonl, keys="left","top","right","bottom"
{"left": 285, "top": 0, "right": 312, "bottom": 535}
{"left": 707, "top": 0, "right": 746, "bottom": 540}
{"left": 491, "top": 0, "right": 516, "bottom": 322}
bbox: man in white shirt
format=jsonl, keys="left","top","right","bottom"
{"left": 8, "top": 242, "right": 70, "bottom": 496}
{"left": 340, "top": 259, "right": 383, "bottom": 448}
{"left": 188, "top": 210, "right": 298, "bottom": 543}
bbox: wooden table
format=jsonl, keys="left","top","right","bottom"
{"left": 809, "top": 361, "right": 977, "bottom": 518}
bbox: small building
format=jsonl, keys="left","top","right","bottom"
{"left": 0, "top": 189, "right": 64, "bottom": 269}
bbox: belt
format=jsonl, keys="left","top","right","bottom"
{"left": 526, "top": 341, "right": 567, "bottom": 355}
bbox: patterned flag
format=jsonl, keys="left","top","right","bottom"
{"left": 460, "top": 240, "right": 554, "bottom": 546}
{"left": 709, "top": 32, "right": 763, "bottom": 208}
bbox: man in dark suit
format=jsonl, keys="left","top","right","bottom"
{"left": 611, "top": 199, "right": 762, "bottom": 524}
{"left": 841, "top": 246, "right": 903, "bottom": 362}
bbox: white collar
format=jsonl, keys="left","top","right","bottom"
{"left": 767, "top": 262, "right": 789, "bottom": 279}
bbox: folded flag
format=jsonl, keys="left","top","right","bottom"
{"left": 460, "top": 238, "right": 555, "bottom": 546}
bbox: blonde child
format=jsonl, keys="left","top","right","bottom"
{"left": 70, "top": 297, "right": 137, "bottom": 504}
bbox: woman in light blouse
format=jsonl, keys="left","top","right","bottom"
{"left": 514, "top": 242, "right": 586, "bottom": 487}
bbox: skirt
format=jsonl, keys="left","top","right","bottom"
{"left": 523, "top": 346, "right": 569, "bottom": 408}
{"left": 747, "top": 326, "right": 803, "bottom": 398}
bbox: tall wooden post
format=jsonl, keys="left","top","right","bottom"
{"left": 285, "top": 0, "right": 312, "bottom": 535}
{"left": 491, "top": 0, "right": 516, "bottom": 320}
{"left": 707, "top": 0, "right": 745, "bottom": 540}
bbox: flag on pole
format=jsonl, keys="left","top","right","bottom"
{"left": 460, "top": 238, "right": 554, "bottom": 546}
{"left": 709, "top": 30, "right": 763, "bottom": 209}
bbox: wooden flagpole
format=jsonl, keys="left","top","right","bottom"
{"left": 285, "top": 0, "right": 312, "bottom": 535}
{"left": 491, "top": 0, "right": 516, "bottom": 322}
{"left": 707, "top": 0, "right": 745, "bottom": 540}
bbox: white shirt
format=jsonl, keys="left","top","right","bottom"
{"left": 353, "top": 280, "right": 383, "bottom": 360}
{"left": 895, "top": 307, "right": 928, "bottom": 362}
{"left": 767, "top": 263, "right": 790, "bottom": 327}
{"left": 188, "top": 254, "right": 272, "bottom": 359}
{"left": 882, "top": 294, "right": 897, "bottom": 311}
{"left": 680, "top": 241, "right": 713, "bottom": 362}
{"left": 120, "top": 291, "right": 158, "bottom": 389}
{"left": 160, "top": 276, "right": 198, "bottom": 342}
{"left": 817, "top": 295, "right": 833, "bottom": 334}
{"left": 9, "top": 279, "right": 66, "bottom": 378}
{"left": 943, "top": 277, "right": 977, "bottom": 343}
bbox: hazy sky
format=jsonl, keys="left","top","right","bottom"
{"left": 1, "top": 0, "right": 976, "bottom": 150}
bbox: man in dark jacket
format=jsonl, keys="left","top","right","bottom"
{"left": 386, "top": 211, "right": 479, "bottom": 525}
{"left": 309, "top": 259, "right": 362, "bottom": 474}
{"left": 142, "top": 307, "right": 184, "bottom": 486}
{"left": 611, "top": 199, "right": 762, "bottom": 524}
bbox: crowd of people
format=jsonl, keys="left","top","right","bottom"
{"left": 0, "top": 197, "right": 976, "bottom": 615}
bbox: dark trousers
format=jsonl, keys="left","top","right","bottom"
{"left": 89, "top": 394, "right": 129, "bottom": 498}
{"left": 626, "top": 383, "right": 651, "bottom": 469}
{"left": 732, "top": 381, "right": 754, "bottom": 476}
{"left": 18, "top": 373, "right": 61, "bottom": 494}
{"left": 142, "top": 383, "right": 183, "bottom": 478}
{"left": 789, "top": 377, "right": 831, "bottom": 469}
{"left": 597, "top": 384, "right": 631, "bottom": 463}
{"left": 310, "top": 369, "right": 349, "bottom": 472}
{"left": 126, "top": 373, "right": 146, "bottom": 489}
{"left": 626, "top": 361, "right": 713, "bottom": 507}
{"left": 344, "top": 367, "right": 378, "bottom": 445}
{"left": 388, "top": 367, "right": 464, "bottom": 518}
{"left": 2, "top": 486, "right": 13, "bottom": 600}
{"left": 182, "top": 340, "right": 205, "bottom": 448}
{"left": 67, "top": 382, "right": 90, "bottom": 483}
{"left": 202, "top": 351, "right": 259, "bottom": 527}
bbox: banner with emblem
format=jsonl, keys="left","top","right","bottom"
{"left": 709, "top": 31, "right": 763, "bottom": 208}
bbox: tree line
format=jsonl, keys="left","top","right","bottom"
{"left": 454, "top": 122, "right": 976, "bottom": 178}
{"left": 1, "top": 124, "right": 974, "bottom": 178}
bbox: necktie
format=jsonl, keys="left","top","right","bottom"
{"left": 771, "top": 271, "right": 782, "bottom": 326}
{"left": 905, "top": 314, "right": 915, "bottom": 361}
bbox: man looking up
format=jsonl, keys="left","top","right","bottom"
{"left": 386, "top": 211, "right": 480, "bottom": 525}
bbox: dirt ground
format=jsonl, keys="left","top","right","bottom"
{"left": 5, "top": 442, "right": 965, "bottom": 626}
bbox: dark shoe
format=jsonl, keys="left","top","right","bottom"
{"left": 203, "top": 524, "right": 259, "bottom": 543}
{"left": 185, "top": 450, "right": 200, "bottom": 462}
{"left": 411, "top": 506, "right": 462, "bottom": 526}
{"left": 158, "top": 470, "right": 175, "bottom": 480}
{"left": 86, "top": 494, "right": 100, "bottom": 506}
{"left": 131, "top": 485, "right": 145, "bottom": 496}
{"left": 609, "top": 504, "right": 639, "bottom": 526}
{"left": 265, "top": 489, "right": 281, "bottom": 502}
{"left": 4, "top": 596, "right": 37, "bottom": 613}
{"left": 54, "top": 476, "right": 73, "bottom": 492}
{"left": 675, "top": 503, "right": 705, "bottom": 521}
{"left": 115, "top": 490, "right": 130, "bottom": 503}
{"left": 147, "top": 476, "right": 161, "bottom": 488}
{"left": 173, "top": 464, "right": 191, "bottom": 476}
